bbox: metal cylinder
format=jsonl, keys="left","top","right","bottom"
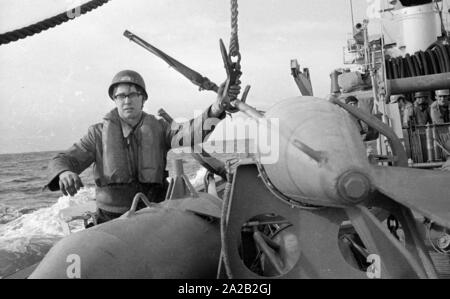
{"left": 432, "top": 126, "right": 441, "bottom": 161}
{"left": 426, "top": 125, "right": 434, "bottom": 162}
{"left": 262, "top": 97, "right": 372, "bottom": 207}
{"left": 157, "top": 108, "right": 174, "bottom": 123}
{"left": 392, "top": 3, "right": 440, "bottom": 53}
{"left": 330, "top": 70, "right": 341, "bottom": 94}
{"left": 387, "top": 72, "right": 450, "bottom": 95}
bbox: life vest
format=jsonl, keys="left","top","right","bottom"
{"left": 101, "top": 109, "right": 167, "bottom": 185}
{"left": 94, "top": 109, "right": 168, "bottom": 213}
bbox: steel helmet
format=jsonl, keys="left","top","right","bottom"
{"left": 108, "top": 70, "right": 148, "bottom": 100}
{"left": 436, "top": 89, "right": 450, "bottom": 97}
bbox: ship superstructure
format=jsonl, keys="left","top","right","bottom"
{"left": 336, "top": 0, "right": 450, "bottom": 168}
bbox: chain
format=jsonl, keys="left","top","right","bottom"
{"left": 229, "top": 0, "right": 240, "bottom": 58}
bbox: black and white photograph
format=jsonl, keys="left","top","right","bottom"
{"left": 0, "top": 0, "right": 450, "bottom": 282}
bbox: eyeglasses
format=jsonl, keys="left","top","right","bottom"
{"left": 114, "top": 92, "right": 142, "bottom": 101}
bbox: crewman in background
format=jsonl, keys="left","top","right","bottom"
{"left": 406, "top": 91, "right": 432, "bottom": 126}
{"left": 431, "top": 89, "right": 450, "bottom": 124}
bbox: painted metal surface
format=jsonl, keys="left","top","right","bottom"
{"left": 29, "top": 202, "right": 221, "bottom": 279}
{"left": 263, "top": 96, "right": 372, "bottom": 207}
{"left": 221, "top": 164, "right": 366, "bottom": 279}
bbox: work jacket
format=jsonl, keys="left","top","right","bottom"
{"left": 404, "top": 102, "right": 432, "bottom": 127}
{"left": 430, "top": 102, "right": 450, "bottom": 124}
{"left": 413, "top": 106, "right": 432, "bottom": 126}
{"left": 46, "top": 106, "right": 225, "bottom": 213}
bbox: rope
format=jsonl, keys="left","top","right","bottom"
{"left": 219, "top": 163, "right": 236, "bottom": 279}
{"left": 229, "top": 0, "right": 240, "bottom": 58}
{"left": 0, "top": 0, "right": 111, "bottom": 46}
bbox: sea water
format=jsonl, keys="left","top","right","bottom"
{"left": 0, "top": 147, "right": 249, "bottom": 278}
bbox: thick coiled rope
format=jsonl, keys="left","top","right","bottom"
{"left": 0, "top": 0, "right": 111, "bottom": 46}
{"left": 385, "top": 43, "right": 450, "bottom": 79}
{"left": 229, "top": 0, "right": 240, "bottom": 58}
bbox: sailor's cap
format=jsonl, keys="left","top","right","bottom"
{"left": 414, "top": 91, "right": 430, "bottom": 98}
{"left": 436, "top": 89, "right": 450, "bottom": 96}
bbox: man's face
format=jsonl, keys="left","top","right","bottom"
{"left": 113, "top": 84, "right": 145, "bottom": 121}
{"left": 437, "top": 95, "right": 449, "bottom": 107}
{"left": 415, "top": 97, "right": 428, "bottom": 107}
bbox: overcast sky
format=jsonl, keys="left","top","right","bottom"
{"left": 0, "top": 0, "right": 370, "bottom": 154}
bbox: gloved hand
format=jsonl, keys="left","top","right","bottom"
{"left": 211, "top": 79, "right": 241, "bottom": 115}
{"left": 59, "top": 171, "right": 84, "bottom": 196}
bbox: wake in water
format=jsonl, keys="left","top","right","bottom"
{"left": 0, "top": 188, "right": 96, "bottom": 278}
{"left": 0, "top": 167, "right": 208, "bottom": 278}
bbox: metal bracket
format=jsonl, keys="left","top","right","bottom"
{"left": 124, "top": 193, "right": 153, "bottom": 218}
{"left": 290, "top": 59, "right": 313, "bottom": 96}
{"left": 166, "top": 159, "right": 199, "bottom": 200}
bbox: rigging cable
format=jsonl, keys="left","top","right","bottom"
{"left": 0, "top": 0, "right": 112, "bottom": 46}
{"left": 229, "top": 0, "right": 240, "bottom": 60}
{"left": 219, "top": 0, "right": 241, "bottom": 279}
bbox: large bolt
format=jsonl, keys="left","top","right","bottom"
{"left": 337, "top": 171, "right": 371, "bottom": 204}
{"left": 438, "top": 234, "right": 450, "bottom": 251}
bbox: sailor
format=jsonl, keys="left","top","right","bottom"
{"left": 390, "top": 94, "right": 409, "bottom": 128}
{"left": 345, "top": 95, "right": 359, "bottom": 107}
{"left": 345, "top": 96, "right": 364, "bottom": 133}
{"left": 46, "top": 70, "right": 240, "bottom": 223}
{"left": 406, "top": 91, "right": 432, "bottom": 126}
{"left": 344, "top": 96, "right": 378, "bottom": 140}
{"left": 430, "top": 89, "right": 450, "bottom": 124}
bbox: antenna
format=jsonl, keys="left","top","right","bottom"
{"left": 350, "top": 0, "right": 356, "bottom": 33}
